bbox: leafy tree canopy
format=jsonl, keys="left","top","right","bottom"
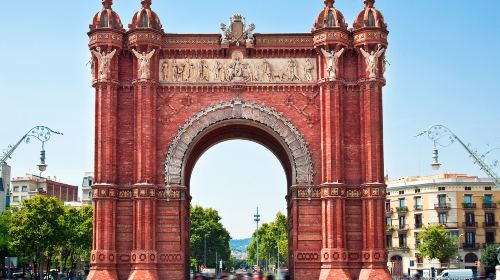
{"left": 481, "top": 244, "right": 500, "bottom": 275}
{"left": 416, "top": 225, "right": 457, "bottom": 264}
{"left": 247, "top": 212, "right": 288, "bottom": 268}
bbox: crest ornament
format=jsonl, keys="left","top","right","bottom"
{"left": 220, "top": 14, "right": 256, "bottom": 46}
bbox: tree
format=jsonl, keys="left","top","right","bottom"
{"left": 481, "top": 244, "right": 500, "bottom": 275}
{"left": 416, "top": 225, "right": 457, "bottom": 265}
{"left": 247, "top": 212, "right": 288, "bottom": 269}
{"left": 190, "top": 205, "right": 231, "bottom": 271}
{"left": 58, "top": 205, "right": 93, "bottom": 272}
{"left": 0, "top": 209, "right": 13, "bottom": 266}
{"left": 8, "top": 195, "right": 65, "bottom": 278}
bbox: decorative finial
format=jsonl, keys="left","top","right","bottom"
{"left": 102, "top": 0, "right": 112, "bottom": 9}
{"left": 364, "top": 0, "right": 375, "bottom": 8}
{"left": 141, "top": 0, "right": 151, "bottom": 8}
{"left": 324, "top": 0, "right": 335, "bottom": 8}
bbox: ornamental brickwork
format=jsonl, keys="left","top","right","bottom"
{"left": 87, "top": 0, "right": 391, "bottom": 279}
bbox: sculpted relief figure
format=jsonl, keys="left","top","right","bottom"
{"left": 304, "top": 59, "right": 314, "bottom": 82}
{"left": 321, "top": 48, "right": 344, "bottom": 79}
{"left": 245, "top": 24, "right": 256, "bottom": 45}
{"left": 360, "top": 44, "right": 385, "bottom": 79}
{"left": 161, "top": 61, "right": 169, "bottom": 81}
{"left": 172, "top": 60, "right": 185, "bottom": 82}
{"left": 132, "top": 49, "right": 156, "bottom": 79}
{"left": 261, "top": 60, "right": 273, "bottom": 82}
{"left": 286, "top": 59, "right": 300, "bottom": 81}
{"left": 92, "top": 47, "right": 117, "bottom": 80}
{"left": 199, "top": 60, "right": 210, "bottom": 81}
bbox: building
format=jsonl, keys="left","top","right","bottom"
{"left": 386, "top": 174, "right": 498, "bottom": 277}
{"left": 81, "top": 172, "right": 94, "bottom": 205}
{"left": 0, "top": 163, "right": 11, "bottom": 212}
{"left": 87, "top": 0, "right": 391, "bottom": 279}
{"left": 10, "top": 174, "right": 78, "bottom": 207}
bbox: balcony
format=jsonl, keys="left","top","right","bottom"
{"left": 462, "top": 203, "right": 477, "bottom": 209}
{"left": 462, "top": 243, "right": 480, "bottom": 250}
{"left": 414, "top": 205, "right": 423, "bottom": 211}
{"left": 462, "top": 222, "right": 478, "bottom": 228}
{"left": 483, "top": 221, "right": 498, "bottom": 228}
{"left": 483, "top": 203, "right": 497, "bottom": 209}
{"left": 397, "top": 224, "right": 409, "bottom": 233}
{"left": 386, "top": 225, "right": 396, "bottom": 233}
{"left": 389, "top": 246, "right": 410, "bottom": 252}
{"left": 396, "top": 206, "right": 409, "bottom": 214}
{"left": 434, "top": 203, "right": 451, "bottom": 212}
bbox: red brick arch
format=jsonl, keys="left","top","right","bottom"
{"left": 87, "top": 1, "right": 392, "bottom": 279}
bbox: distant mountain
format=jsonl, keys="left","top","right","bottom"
{"left": 230, "top": 238, "right": 252, "bottom": 253}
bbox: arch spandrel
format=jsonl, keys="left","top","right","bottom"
{"left": 164, "top": 99, "right": 314, "bottom": 186}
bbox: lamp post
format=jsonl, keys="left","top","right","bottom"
{"left": 417, "top": 124, "right": 499, "bottom": 187}
{"left": 1, "top": 126, "right": 63, "bottom": 171}
{"left": 456, "top": 233, "right": 464, "bottom": 268}
{"left": 254, "top": 207, "right": 261, "bottom": 269}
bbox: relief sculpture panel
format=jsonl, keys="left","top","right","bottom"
{"left": 159, "top": 54, "right": 317, "bottom": 83}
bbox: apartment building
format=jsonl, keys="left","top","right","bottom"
{"left": 386, "top": 174, "right": 498, "bottom": 277}
{"left": 10, "top": 173, "right": 78, "bottom": 207}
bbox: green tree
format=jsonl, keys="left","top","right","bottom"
{"left": 481, "top": 244, "right": 500, "bottom": 275}
{"left": 190, "top": 205, "right": 231, "bottom": 271}
{"left": 0, "top": 209, "right": 13, "bottom": 266}
{"left": 247, "top": 212, "right": 288, "bottom": 269}
{"left": 58, "top": 205, "right": 93, "bottom": 272}
{"left": 416, "top": 225, "right": 457, "bottom": 265}
{"left": 8, "top": 195, "right": 65, "bottom": 278}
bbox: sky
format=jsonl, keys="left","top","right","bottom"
{"left": 0, "top": 0, "right": 499, "bottom": 239}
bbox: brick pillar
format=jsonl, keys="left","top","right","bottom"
{"left": 88, "top": 81, "right": 119, "bottom": 280}
{"left": 128, "top": 78, "right": 159, "bottom": 280}
{"left": 319, "top": 81, "right": 351, "bottom": 279}
{"left": 359, "top": 82, "right": 391, "bottom": 280}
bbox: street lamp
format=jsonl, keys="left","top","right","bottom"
{"left": 417, "top": 124, "right": 500, "bottom": 187}
{"left": 1, "top": 126, "right": 63, "bottom": 171}
{"left": 456, "top": 233, "right": 464, "bottom": 268}
{"left": 254, "top": 207, "right": 261, "bottom": 269}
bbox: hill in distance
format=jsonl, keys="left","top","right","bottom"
{"left": 230, "top": 238, "right": 252, "bottom": 253}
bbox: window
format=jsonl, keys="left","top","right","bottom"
{"left": 399, "top": 198, "right": 406, "bottom": 208}
{"left": 485, "top": 213, "right": 496, "bottom": 226}
{"left": 398, "top": 234, "right": 407, "bottom": 247}
{"left": 385, "top": 200, "right": 391, "bottom": 212}
{"left": 465, "top": 186, "right": 471, "bottom": 191}
{"left": 438, "top": 187, "right": 446, "bottom": 191}
{"left": 399, "top": 190, "right": 404, "bottom": 195}
{"left": 399, "top": 216, "right": 406, "bottom": 228}
{"left": 484, "top": 194, "right": 493, "bottom": 208}
{"left": 21, "top": 185, "right": 28, "bottom": 192}
{"left": 13, "top": 186, "right": 19, "bottom": 192}
{"left": 12, "top": 196, "right": 19, "bottom": 202}
{"left": 415, "top": 188, "right": 420, "bottom": 193}
{"left": 485, "top": 186, "right": 492, "bottom": 191}
{"left": 416, "top": 254, "right": 423, "bottom": 264}
{"left": 414, "top": 197, "right": 422, "bottom": 210}
{"left": 414, "top": 233, "right": 421, "bottom": 248}
{"left": 386, "top": 217, "right": 392, "bottom": 226}
{"left": 101, "top": 11, "right": 109, "bottom": 28}
{"left": 21, "top": 196, "right": 27, "bottom": 201}
{"left": 464, "top": 194, "right": 472, "bottom": 204}
{"left": 327, "top": 10, "right": 335, "bottom": 27}
{"left": 439, "top": 213, "right": 447, "bottom": 225}
{"left": 438, "top": 195, "right": 447, "bottom": 207}
{"left": 465, "top": 213, "right": 475, "bottom": 226}
{"left": 486, "top": 232, "right": 495, "bottom": 244}
{"left": 465, "top": 232, "right": 475, "bottom": 245}
{"left": 387, "top": 192, "right": 390, "bottom": 196}
{"left": 140, "top": 11, "right": 149, "bottom": 28}
{"left": 414, "top": 214, "right": 422, "bottom": 228}
{"left": 386, "top": 234, "right": 393, "bottom": 247}
{"left": 367, "top": 10, "right": 375, "bottom": 27}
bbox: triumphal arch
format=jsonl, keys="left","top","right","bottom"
{"left": 88, "top": 0, "right": 391, "bottom": 279}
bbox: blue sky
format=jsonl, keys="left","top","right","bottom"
{"left": 1, "top": 0, "right": 499, "bottom": 238}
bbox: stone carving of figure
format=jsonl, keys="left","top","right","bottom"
{"left": 214, "top": 61, "right": 225, "bottom": 81}
{"left": 132, "top": 49, "right": 156, "bottom": 79}
{"left": 172, "top": 60, "right": 185, "bottom": 82}
{"left": 359, "top": 44, "right": 385, "bottom": 79}
{"left": 229, "top": 57, "right": 244, "bottom": 81}
{"left": 304, "top": 59, "right": 314, "bottom": 82}
{"left": 261, "top": 60, "right": 273, "bottom": 82}
{"left": 286, "top": 59, "right": 300, "bottom": 81}
{"left": 245, "top": 24, "right": 256, "bottom": 45}
{"left": 161, "top": 61, "right": 169, "bottom": 81}
{"left": 242, "top": 63, "right": 253, "bottom": 82}
{"left": 321, "top": 48, "right": 344, "bottom": 79}
{"left": 199, "top": 60, "right": 210, "bottom": 81}
{"left": 92, "top": 47, "right": 117, "bottom": 80}
{"left": 184, "top": 59, "right": 195, "bottom": 81}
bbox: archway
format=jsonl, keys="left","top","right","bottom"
{"left": 464, "top": 252, "right": 478, "bottom": 274}
{"left": 189, "top": 139, "right": 288, "bottom": 271}
{"left": 164, "top": 100, "right": 315, "bottom": 278}
{"left": 390, "top": 255, "right": 403, "bottom": 277}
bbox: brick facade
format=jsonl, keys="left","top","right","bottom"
{"left": 88, "top": 0, "right": 391, "bottom": 279}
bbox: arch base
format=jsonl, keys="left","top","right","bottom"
{"left": 319, "top": 268, "right": 352, "bottom": 280}
{"left": 87, "top": 269, "right": 118, "bottom": 280}
{"left": 358, "top": 268, "right": 392, "bottom": 280}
